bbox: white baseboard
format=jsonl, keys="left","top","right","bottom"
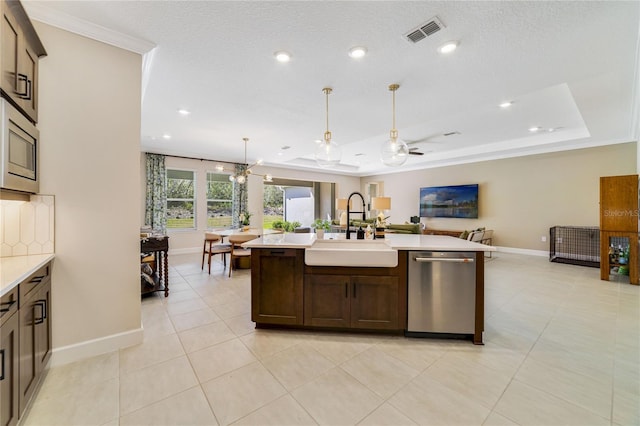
{"left": 49, "top": 326, "right": 143, "bottom": 367}
{"left": 494, "top": 246, "right": 548, "bottom": 257}
{"left": 169, "top": 247, "right": 200, "bottom": 255}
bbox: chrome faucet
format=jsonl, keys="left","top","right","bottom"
{"left": 346, "top": 191, "right": 366, "bottom": 239}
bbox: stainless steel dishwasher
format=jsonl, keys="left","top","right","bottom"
{"left": 406, "top": 251, "right": 476, "bottom": 338}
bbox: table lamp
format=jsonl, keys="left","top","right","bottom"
{"left": 371, "top": 197, "right": 391, "bottom": 237}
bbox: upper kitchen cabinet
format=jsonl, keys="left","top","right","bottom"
{"left": 1, "top": 0, "right": 46, "bottom": 123}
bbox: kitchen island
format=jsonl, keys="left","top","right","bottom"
{"left": 243, "top": 233, "right": 495, "bottom": 344}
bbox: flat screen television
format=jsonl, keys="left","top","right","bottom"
{"left": 419, "top": 184, "right": 478, "bottom": 218}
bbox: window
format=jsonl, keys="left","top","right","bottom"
{"left": 166, "top": 169, "right": 195, "bottom": 229}
{"left": 206, "top": 172, "right": 233, "bottom": 228}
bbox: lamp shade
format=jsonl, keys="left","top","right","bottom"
{"left": 371, "top": 197, "right": 391, "bottom": 210}
{"left": 336, "top": 198, "right": 351, "bottom": 210}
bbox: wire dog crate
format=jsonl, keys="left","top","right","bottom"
{"left": 549, "top": 226, "right": 600, "bottom": 267}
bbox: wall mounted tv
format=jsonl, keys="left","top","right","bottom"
{"left": 419, "top": 184, "right": 479, "bottom": 218}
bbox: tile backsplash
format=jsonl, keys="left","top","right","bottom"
{"left": 0, "top": 194, "right": 55, "bottom": 257}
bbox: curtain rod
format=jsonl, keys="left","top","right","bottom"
{"left": 144, "top": 151, "right": 244, "bottom": 166}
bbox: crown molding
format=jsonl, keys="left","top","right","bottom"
{"left": 23, "top": 3, "right": 156, "bottom": 54}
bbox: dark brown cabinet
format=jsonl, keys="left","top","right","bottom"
{"left": 304, "top": 274, "right": 399, "bottom": 330}
{"left": 251, "top": 248, "right": 304, "bottom": 325}
{"left": 18, "top": 263, "right": 51, "bottom": 413}
{"left": 1, "top": 286, "right": 19, "bottom": 426}
{"left": 0, "top": 0, "right": 46, "bottom": 123}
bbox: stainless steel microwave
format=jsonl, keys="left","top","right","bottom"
{"left": 1, "top": 98, "right": 39, "bottom": 194}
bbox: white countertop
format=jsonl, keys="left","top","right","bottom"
{"left": 0, "top": 254, "right": 55, "bottom": 297}
{"left": 243, "top": 232, "right": 495, "bottom": 252}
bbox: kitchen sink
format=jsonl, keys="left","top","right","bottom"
{"left": 304, "top": 239, "right": 398, "bottom": 267}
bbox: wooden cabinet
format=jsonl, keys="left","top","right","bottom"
{"left": 1, "top": 286, "right": 19, "bottom": 426}
{"left": 0, "top": 0, "right": 46, "bottom": 123}
{"left": 141, "top": 236, "right": 169, "bottom": 297}
{"left": 18, "top": 263, "right": 51, "bottom": 413}
{"left": 304, "top": 274, "right": 399, "bottom": 330}
{"left": 600, "top": 175, "right": 638, "bottom": 285}
{"left": 251, "top": 248, "right": 304, "bottom": 325}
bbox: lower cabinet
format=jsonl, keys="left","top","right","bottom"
{"left": 304, "top": 275, "right": 399, "bottom": 330}
{"left": 1, "top": 288, "right": 19, "bottom": 426}
{"left": 251, "top": 249, "right": 304, "bottom": 325}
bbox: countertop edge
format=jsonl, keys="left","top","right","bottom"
{"left": 0, "top": 254, "right": 55, "bottom": 297}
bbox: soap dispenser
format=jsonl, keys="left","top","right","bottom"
{"left": 365, "top": 224, "right": 373, "bottom": 240}
{"left": 357, "top": 226, "right": 365, "bottom": 240}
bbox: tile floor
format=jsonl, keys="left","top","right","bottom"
{"left": 21, "top": 252, "right": 639, "bottom": 425}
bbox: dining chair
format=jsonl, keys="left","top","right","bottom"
{"left": 228, "top": 234, "right": 258, "bottom": 277}
{"left": 201, "top": 232, "right": 232, "bottom": 274}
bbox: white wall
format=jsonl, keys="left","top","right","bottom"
{"left": 363, "top": 142, "right": 637, "bottom": 251}
{"left": 35, "top": 22, "right": 142, "bottom": 363}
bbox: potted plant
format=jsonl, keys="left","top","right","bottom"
{"left": 312, "top": 218, "right": 331, "bottom": 238}
{"left": 239, "top": 211, "right": 251, "bottom": 230}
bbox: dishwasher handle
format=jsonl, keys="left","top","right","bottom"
{"left": 414, "top": 257, "right": 474, "bottom": 263}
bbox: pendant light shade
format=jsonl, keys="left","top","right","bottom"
{"left": 315, "top": 87, "right": 342, "bottom": 167}
{"left": 380, "top": 84, "right": 409, "bottom": 167}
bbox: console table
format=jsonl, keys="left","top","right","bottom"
{"left": 141, "top": 236, "right": 169, "bottom": 297}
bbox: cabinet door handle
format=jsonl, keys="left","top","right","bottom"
{"left": 0, "top": 349, "right": 4, "bottom": 381}
{"left": 34, "top": 301, "right": 45, "bottom": 325}
{"left": 345, "top": 283, "right": 348, "bottom": 298}
{"left": 0, "top": 300, "right": 16, "bottom": 313}
{"left": 29, "top": 275, "right": 45, "bottom": 284}
{"left": 24, "top": 78, "right": 32, "bottom": 100}
{"left": 353, "top": 282, "right": 356, "bottom": 298}
{"left": 15, "top": 73, "right": 28, "bottom": 97}
{"left": 269, "top": 250, "right": 286, "bottom": 256}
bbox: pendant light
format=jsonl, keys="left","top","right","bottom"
{"left": 315, "top": 87, "right": 342, "bottom": 167}
{"left": 228, "top": 138, "right": 272, "bottom": 183}
{"left": 380, "top": 84, "right": 409, "bottom": 167}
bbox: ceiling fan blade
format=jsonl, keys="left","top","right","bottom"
{"left": 408, "top": 151, "right": 424, "bottom": 155}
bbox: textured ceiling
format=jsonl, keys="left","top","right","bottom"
{"left": 25, "top": 1, "right": 640, "bottom": 175}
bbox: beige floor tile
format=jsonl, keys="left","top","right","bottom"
{"left": 199, "top": 286, "right": 242, "bottom": 306}
{"left": 231, "top": 394, "right": 316, "bottom": 425}
{"left": 262, "top": 342, "right": 336, "bottom": 390}
{"left": 170, "top": 307, "right": 222, "bottom": 332}
{"left": 37, "top": 351, "right": 118, "bottom": 396}
{"left": 307, "top": 332, "right": 375, "bottom": 364}
{"left": 292, "top": 367, "right": 382, "bottom": 425}
{"left": 357, "top": 402, "right": 418, "bottom": 425}
{"left": 423, "top": 352, "right": 512, "bottom": 409}
{"left": 120, "top": 386, "right": 218, "bottom": 426}
{"left": 162, "top": 288, "right": 201, "bottom": 304}
{"left": 388, "top": 374, "right": 490, "bottom": 425}
{"left": 142, "top": 313, "right": 176, "bottom": 340}
{"left": 188, "top": 338, "right": 257, "bottom": 383}
{"left": 212, "top": 298, "right": 252, "bottom": 319}
{"left": 613, "top": 387, "right": 640, "bottom": 426}
{"left": 224, "top": 312, "right": 256, "bottom": 336}
{"left": 119, "top": 332, "right": 185, "bottom": 373}
{"left": 239, "top": 329, "right": 303, "bottom": 359}
{"left": 374, "top": 337, "right": 447, "bottom": 371}
{"left": 482, "top": 411, "right": 520, "bottom": 425}
{"left": 165, "top": 297, "right": 210, "bottom": 316}
{"left": 23, "top": 377, "right": 119, "bottom": 426}
{"left": 178, "top": 320, "right": 237, "bottom": 353}
{"left": 202, "top": 362, "right": 287, "bottom": 425}
{"left": 515, "top": 357, "right": 612, "bottom": 419}
{"left": 119, "top": 356, "right": 198, "bottom": 415}
{"left": 341, "top": 346, "right": 420, "bottom": 399}
{"left": 494, "top": 380, "right": 609, "bottom": 426}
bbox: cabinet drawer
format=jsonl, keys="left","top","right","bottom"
{"left": 0, "top": 285, "right": 18, "bottom": 326}
{"left": 18, "top": 264, "right": 49, "bottom": 308}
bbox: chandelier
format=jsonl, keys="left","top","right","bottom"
{"left": 380, "top": 84, "right": 409, "bottom": 167}
{"left": 315, "top": 87, "right": 342, "bottom": 166}
{"left": 225, "top": 138, "right": 272, "bottom": 184}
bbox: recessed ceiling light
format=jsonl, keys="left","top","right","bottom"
{"left": 314, "top": 139, "right": 322, "bottom": 144}
{"left": 528, "top": 126, "right": 542, "bottom": 132}
{"left": 277, "top": 152, "right": 283, "bottom": 156}
{"left": 438, "top": 40, "right": 459, "bottom": 54}
{"left": 499, "top": 101, "right": 513, "bottom": 108}
{"left": 348, "top": 46, "right": 368, "bottom": 58}
{"left": 274, "top": 51, "right": 291, "bottom": 62}
{"left": 177, "top": 108, "right": 190, "bottom": 115}
{"left": 162, "top": 133, "right": 171, "bottom": 139}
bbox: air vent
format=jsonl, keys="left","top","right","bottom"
{"left": 404, "top": 16, "right": 445, "bottom": 44}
